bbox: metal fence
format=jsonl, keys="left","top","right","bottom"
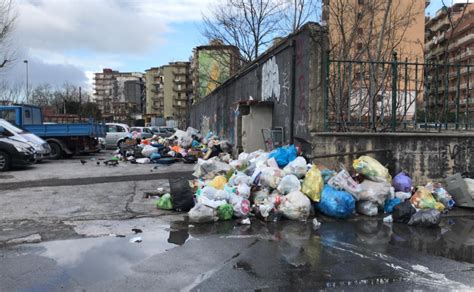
{"left": 323, "top": 52, "right": 474, "bottom": 132}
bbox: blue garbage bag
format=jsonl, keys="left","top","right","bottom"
{"left": 268, "top": 145, "right": 297, "bottom": 168}
{"left": 392, "top": 172, "right": 412, "bottom": 192}
{"left": 384, "top": 198, "right": 401, "bottom": 214}
{"left": 150, "top": 153, "right": 161, "bottom": 161}
{"left": 317, "top": 185, "right": 355, "bottom": 219}
{"left": 321, "top": 169, "right": 336, "bottom": 184}
{"left": 192, "top": 140, "right": 200, "bottom": 148}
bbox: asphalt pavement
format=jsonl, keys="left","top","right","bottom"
{"left": 0, "top": 151, "right": 473, "bottom": 291}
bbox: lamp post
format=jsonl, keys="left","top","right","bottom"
{"left": 23, "top": 60, "right": 29, "bottom": 104}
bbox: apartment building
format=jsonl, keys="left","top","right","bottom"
{"left": 93, "top": 69, "right": 145, "bottom": 123}
{"left": 144, "top": 62, "right": 192, "bottom": 128}
{"left": 191, "top": 40, "right": 240, "bottom": 103}
{"left": 425, "top": 1, "right": 474, "bottom": 118}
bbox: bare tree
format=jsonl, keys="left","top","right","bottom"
{"left": 325, "top": 0, "right": 422, "bottom": 131}
{"left": 202, "top": 0, "right": 282, "bottom": 63}
{"left": 278, "top": 0, "right": 321, "bottom": 33}
{"left": 0, "top": 0, "right": 16, "bottom": 69}
{"left": 0, "top": 80, "right": 21, "bottom": 104}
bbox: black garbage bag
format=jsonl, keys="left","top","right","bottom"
{"left": 392, "top": 200, "right": 417, "bottom": 223}
{"left": 169, "top": 178, "right": 195, "bottom": 212}
{"left": 408, "top": 209, "right": 441, "bottom": 227}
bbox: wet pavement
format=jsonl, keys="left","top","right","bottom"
{"left": 1, "top": 216, "right": 473, "bottom": 291}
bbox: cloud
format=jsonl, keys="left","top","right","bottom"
{"left": 16, "top": 0, "right": 215, "bottom": 55}
{"left": 0, "top": 56, "right": 89, "bottom": 88}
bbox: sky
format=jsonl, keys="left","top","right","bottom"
{"left": 0, "top": 0, "right": 447, "bottom": 93}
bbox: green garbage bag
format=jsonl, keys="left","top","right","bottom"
{"left": 156, "top": 193, "right": 173, "bottom": 210}
{"left": 217, "top": 204, "right": 233, "bottom": 220}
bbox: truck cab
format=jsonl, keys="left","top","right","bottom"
{"left": 0, "top": 105, "right": 106, "bottom": 159}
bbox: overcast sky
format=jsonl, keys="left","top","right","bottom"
{"left": 1, "top": 0, "right": 445, "bottom": 93}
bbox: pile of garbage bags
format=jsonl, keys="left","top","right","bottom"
{"left": 110, "top": 127, "right": 232, "bottom": 165}
{"left": 153, "top": 144, "right": 455, "bottom": 228}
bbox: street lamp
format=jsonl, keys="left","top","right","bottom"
{"left": 23, "top": 60, "right": 29, "bottom": 104}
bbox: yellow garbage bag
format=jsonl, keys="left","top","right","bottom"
{"left": 353, "top": 155, "right": 391, "bottom": 182}
{"left": 410, "top": 187, "right": 438, "bottom": 210}
{"left": 301, "top": 165, "right": 323, "bottom": 202}
{"left": 208, "top": 175, "right": 227, "bottom": 190}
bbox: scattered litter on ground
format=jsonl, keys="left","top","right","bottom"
{"left": 129, "top": 236, "right": 142, "bottom": 243}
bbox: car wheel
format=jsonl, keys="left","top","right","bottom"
{"left": 0, "top": 151, "right": 11, "bottom": 171}
{"left": 49, "top": 142, "right": 63, "bottom": 160}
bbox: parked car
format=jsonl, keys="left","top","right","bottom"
{"left": 150, "top": 126, "right": 175, "bottom": 138}
{"left": 130, "top": 127, "right": 154, "bottom": 139}
{"left": 105, "top": 123, "right": 130, "bottom": 148}
{"left": 0, "top": 119, "right": 51, "bottom": 162}
{"left": 0, "top": 126, "right": 36, "bottom": 171}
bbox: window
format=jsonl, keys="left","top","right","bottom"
{"left": 107, "top": 125, "right": 117, "bottom": 133}
{"left": 24, "top": 110, "right": 31, "bottom": 118}
{"left": 117, "top": 126, "right": 126, "bottom": 133}
{"left": 358, "top": 0, "right": 364, "bottom": 5}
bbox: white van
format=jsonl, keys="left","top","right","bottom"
{"left": 0, "top": 119, "right": 51, "bottom": 162}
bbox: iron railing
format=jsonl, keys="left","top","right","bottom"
{"left": 323, "top": 52, "right": 474, "bottom": 132}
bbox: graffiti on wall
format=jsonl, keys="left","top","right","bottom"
{"left": 201, "top": 115, "right": 210, "bottom": 135}
{"left": 261, "top": 56, "right": 281, "bottom": 102}
{"left": 294, "top": 36, "right": 308, "bottom": 137}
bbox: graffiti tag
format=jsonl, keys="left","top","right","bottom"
{"left": 261, "top": 56, "right": 280, "bottom": 102}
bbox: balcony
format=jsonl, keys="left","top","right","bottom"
{"left": 452, "top": 34, "right": 474, "bottom": 48}
{"left": 449, "top": 50, "right": 474, "bottom": 63}
{"left": 430, "top": 17, "right": 449, "bottom": 32}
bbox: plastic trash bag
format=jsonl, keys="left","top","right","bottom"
{"left": 358, "top": 180, "right": 392, "bottom": 206}
{"left": 425, "top": 182, "right": 455, "bottom": 209}
{"left": 278, "top": 191, "right": 312, "bottom": 221}
{"left": 198, "top": 195, "right": 227, "bottom": 209}
{"left": 395, "top": 191, "right": 412, "bottom": 202}
{"left": 217, "top": 204, "right": 234, "bottom": 220}
{"left": 321, "top": 169, "right": 337, "bottom": 184}
{"left": 277, "top": 174, "right": 301, "bottom": 194}
{"left": 317, "top": 185, "right": 355, "bottom": 219}
{"left": 392, "top": 200, "right": 417, "bottom": 223}
{"left": 200, "top": 186, "right": 231, "bottom": 201}
{"left": 356, "top": 201, "right": 378, "bottom": 216}
{"left": 169, "top": 178, "right": 195, "bottom": 212}
{"left": 229, "top": 194, "right": 251, "bottom": 217}
{"left": 384, "top": 198, "right": 401, "bottom": 214}
{"left": 268, "top": 145, "right": 297, "bottom": 168}
{"left": 259, "top": 167, "right": 284, "bottom": 189}
{"left": 408, "top": 209, "right": 441, "bottom": 227}
{"left": 301, "top": 165, "right": 324, "bottom": 202}
{"left": 149, "top": 153, "right": 161, "bottom": 161}
{"left": 136, "top": 158, "right": 150, "bottom": 164}
{"left": 193, "top": 158, "right": 232, "bottom": 179}
{"left": 208, "top": 176, "right": 227, "bottom": 190}
{"left": 156, "top": 193, "right": 173, "bottom": 210}
{"left": 353, "top": 155, "right": 391, "bottom": 182}
{"left": 142, "top": 145, "right": 158, "bottom": 157}
{"left": 236, "top": 183, "right": 251, "bottom": 199}
{"left": 228, "top": 171, "right": 252, "bottom": 186}
{"left": 283, "top": 157, "right": 307, "bottom": 178}
{"left": 328, "top": 168, "right": 362, "bottom": 200}
{"left": 253, "top": 188, "right": 270, "bottom": 205}
{"left": 392, "top": 172, "right": 412, "bottom": 192}
{"left": 188, "top": 204, "right": 219, "bottom": 223}
{"left": 410, "top": 187, "right": 442, "bottom": 210}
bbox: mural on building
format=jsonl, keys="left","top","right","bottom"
{"left": 198, "top": 50, "right": 231, "bottom": 97}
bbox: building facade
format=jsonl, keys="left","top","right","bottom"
{"left": 191, "top": 40, "right": 240, "bottom": 103}
{"left": 93, "top": 69, "right": 145, "bottom": 123}
{"left": 425, "top": 1, "right": 474, "bottom": 120}
{"left": 144, "top": 62, "right": 192, "bottom": 128}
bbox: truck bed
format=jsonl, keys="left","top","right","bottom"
{"left": 24, "top": 122, "right": 106, "bottom": 138}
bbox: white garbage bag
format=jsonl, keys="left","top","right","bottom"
{"left": 356, "top": 201, "right": 378, "bottom": 216}
{"left": 358, "top": 180, "right": 392, "bottom": 206}
{"left": 277, "top": 174, "right": 301, "bottom": 194}
{"left": 141, "top": 145, "right": 158, "bottom": 157}
{"left": 278, "top": 190, "right": 311, "bottom": 221}
{"left": 283, "top": 157, "right": 308, "bottom": 178}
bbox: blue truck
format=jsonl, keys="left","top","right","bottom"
{"left": 0, "top": 105, "right": 106, "bottom": 159}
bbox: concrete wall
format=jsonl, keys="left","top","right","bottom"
{"left": 190, "top": 23, "right": 328, "bottom": 146}
{"left": 311, "top": 132, "right": 474, "bottom": 184}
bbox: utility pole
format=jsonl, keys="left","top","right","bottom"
{"left": 23, "top": 60, "right": 29, "bottom": 104}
